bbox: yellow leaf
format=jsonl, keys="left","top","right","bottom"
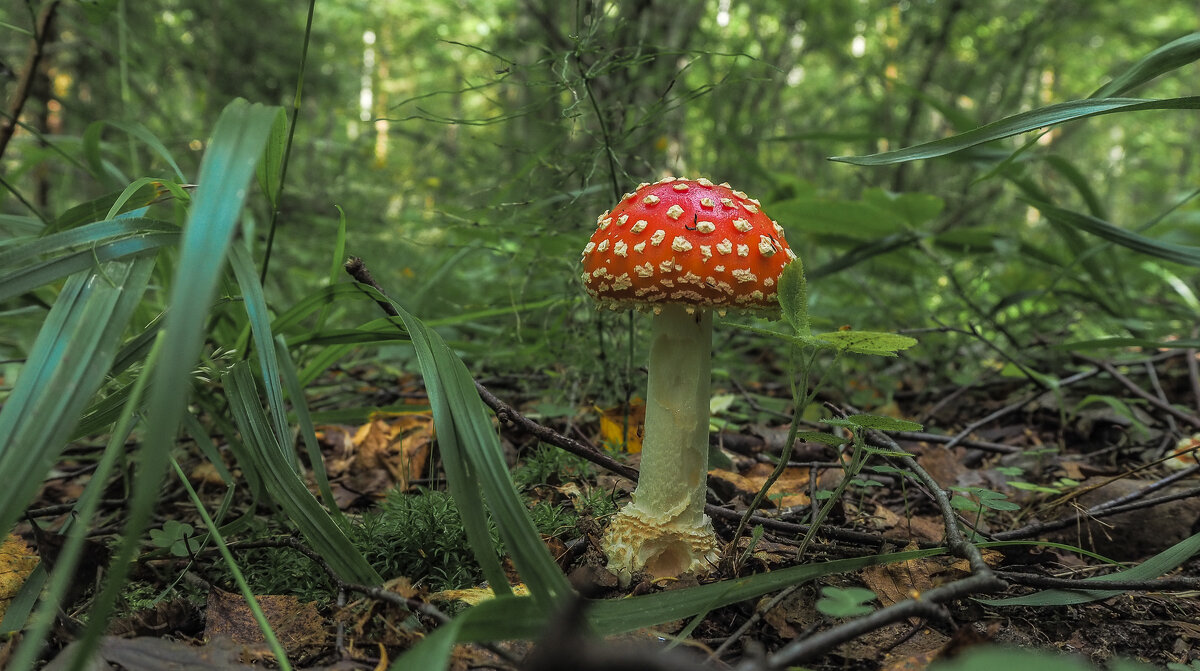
{"left": 597, "top": 400, "right": 644, "bottom": 453}
{"left": 0, "top": 534, "right": 40, "bottom": 622}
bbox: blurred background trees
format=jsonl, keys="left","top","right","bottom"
{"left": 3, "top": 0, "right": 1198, "bottom": 403}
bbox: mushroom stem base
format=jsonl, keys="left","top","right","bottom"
{"left": 603, "top": 505, "right": 719, "bottom": 587}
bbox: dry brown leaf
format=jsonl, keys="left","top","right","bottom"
{"left": 859, "top": 542, "right": 934, "bottom": 609}
{"left": 204, "top": 588, "right": 326, "bottom": 658}
{"left": 916, "top": 446, "right": 969, "bottom": 489}
{"left": 431, "top": 584, "right": 530, "bottom": 606}
{"left": 873, "top": 504, "right": 945, "bottom": 543}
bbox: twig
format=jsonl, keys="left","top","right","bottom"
{"left": 754, "top": 573, "right": 1000, "bottom": 669}
{"left": 1188, "top": 346, "right": 1200, "bottom": 415}
{"left": 992, "top": 484, "right": 1200, "bottom": 541}
{"left": 1075, "top": 354, "right": 1200, "bottom": 429}
{"left": 474, "top": 381, "right": 639, "bottom": 481}
{"left": 943, "top": 367, "right": 1097, "bottom": 450}
{"left": 710, "top": 584, "right": 803, "bottom": 660}
{"left": 735, "top": 407, "right": 1006, "bottom": 669}
{"left": 0, "top": 0, "right": 60, "bottom": 163}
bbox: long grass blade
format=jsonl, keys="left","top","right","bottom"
{"left": 0, "top": 256, "right": 154, "bottom": 539}
{"left": 68, "top": 98, "right": 283, "bottom": 668}
{"left": 832, "top": 96, "right": 1200, "bottom": 165}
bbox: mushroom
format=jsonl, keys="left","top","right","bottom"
{"left": 580, "top": 176, "right": 796, "bottom": 583}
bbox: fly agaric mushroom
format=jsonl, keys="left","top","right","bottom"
{"left": 580, "top": 176, "right": 796, "bottom": 583}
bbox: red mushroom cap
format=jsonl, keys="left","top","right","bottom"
{"left": 580, "top": 177, "right": 796, "bottom": 312}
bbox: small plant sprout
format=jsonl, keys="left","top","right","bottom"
{"left": 581, "top": 177, "right": 796, "bottom": 583}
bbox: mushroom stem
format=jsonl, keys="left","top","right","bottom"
{"left": 603, "top": 304, "right": 719, "bottom": 583}
{"left": 635, "top": 304, "right": 713, "bottom": 524}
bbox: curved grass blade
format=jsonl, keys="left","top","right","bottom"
{"left": 228, "top": 244, "right": 291, "bottom": 449}
{"left": 224, "top": 363, "right": 380, "bottom": 585}
{"left": 1029, "top": 199, "right": 1200, "bottom": 267}
{"left": 83, "top": 119, "right": 187, "bottom": 182}
{"left": 375, "top": 289, "right": 572, "bottom": 609}
{"left": 979, "top": 530, "right": 1200, "bottom": 606}
{"left": 396, "top": 546, "right": 948, "bottom": 668}
{"left": 832, "top": 96, "right": 1200, "bottom": 165}
{"left": 0, "top": 217, "right": 170, "bottom": 270}
{"left": 69, "top": 98, "right": 284, "bottom": 667}
{"left": 275, "top": 336, "right": 346, "bottom": 526}
{"left": 0, "top": 232, "right": 176, "bottom": 303}
{"left": 1092, "top": 32, "right": 1200, "bottom": 98}
{"left": 0, "top": 256, "right": 154, "bottom": 539}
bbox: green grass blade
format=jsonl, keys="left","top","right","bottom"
{"left": 69, "top": 98, "right": 284, "bottom": 668}
{"left": 979, "top": 531, "right": 1200, "bottom": 606}
{"left": 228, "top": 244, "right": 291, "bottom": 450}
{"left": 171, "top": 457, "right": 293, "bottom": 671}
{"left": 275, "top": 335, "right": 346, "bottom": 526}
{"left": 1029, "top": 199, "right": 1200, "bottom": 267}
{"left": 1092, "top": 32, "right": 1200, "bottom": 98}
{"left": 0, "top": 256, "right": 154, "bottom": 538}
{"left": 378, "top": 290, "right": 572, "bottom": 608}
{"left": 0, "top": 232, "right": 176, "bottom": 303}
{"left": 0, "top": 216, "right": 171, "bottom": 269}
{"left": 396, "top": 546, "right": 948, "bottom": 668}
{"left": 223, "top": 363, "right": 380, "bottom": 585}
{"left": 832, "top": 96, "right": 1200, "bottom": 165}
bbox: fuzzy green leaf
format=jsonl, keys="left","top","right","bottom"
{"left": 776, "top": 258, "right": 810, "bottom": 336}
{"left": 815, "top": 330, "right": 918, "bottom": 356}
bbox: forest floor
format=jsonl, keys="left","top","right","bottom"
{"left": 9, "top": 350, "right": 1200, "bottom": 670}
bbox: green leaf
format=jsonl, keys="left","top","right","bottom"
{"left": 0, "top": 257, "right": 154, "bottom": 539}
{"left": 1092, "top": 32, "right": 1200, "bottom": 98}
{"left": 978, "top": 530, "right": 1200, "bottom": 606}
{"left": 816, "top": 586, "right": 877, "bottom": 617}
{"left": 815, "top": 330, "right": 918, "bottom": 356}
{"left": 224, "top": 364, "right": 380, "bottom": 585}
{"left": 777, "top": 258, "right": 810, "bottom": 336}
{"left": 831, "top": 96, "right": 1200, "bottom": 165}
{"left": 256, "top": 111, "right": 289, "bottom": 208}
{"left": 1028, "top": 199, "right": 1200, "bottom": 267}
{"left": 795, "top": 431, "right": 848, "bottom": 447}
{"left": 826, "top": 414, "right": 923, "bottom": 432}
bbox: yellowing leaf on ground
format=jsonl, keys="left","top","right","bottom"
{"left": 0, "top": 534, "right": 39, "bottom": 621}
{"left": 317, "top": 411, "right": 433, "bottom": 489}
{"left": 430, "top": 583, "right": 529, "bottom": 606}
{"left": 597, "top": 400, "right": 645, "bottom": 453}
{"left": 709, "top": 461, "right": 811, "bottom": 508}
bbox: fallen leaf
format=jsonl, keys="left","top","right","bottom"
{"left": 709, "top": 461, "right": 811, "bottom": 508}
{"left": 860, "top": 542, "right": 934, "bottom": 609}
{"left": 204, "top": 588, "right": 326, "bottom": 659}
{"left": 0, "top": 534, "right": 39, "bottom": 621}
{"left": 597, "top": 400, "right": 645, "bottom": 453}
{"left": 430, "top": 583, "right": 530, "bottom": 606}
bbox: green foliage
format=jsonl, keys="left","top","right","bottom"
{"left": 149, "top": 521, "right": 201, "bottom": 558}
{"left": 815, "top": 586, "right": 877, "bottom": 618}
{"left": 511, "top": 444, "right": 593, "bottom": 490}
